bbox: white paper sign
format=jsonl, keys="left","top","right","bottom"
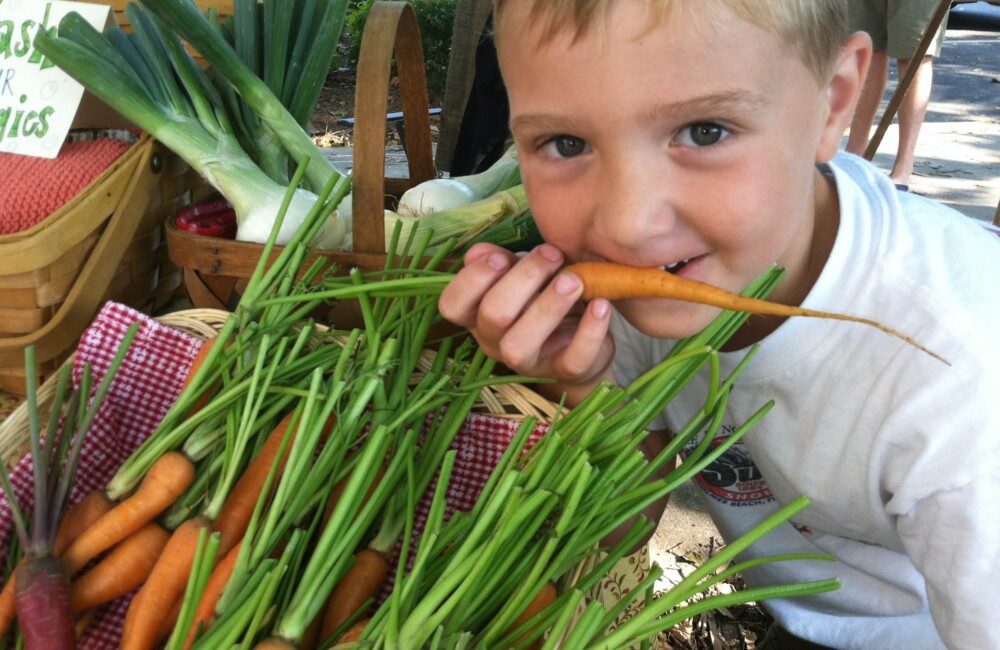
{"left": 0, "top": 0, "right": 114, "bottom": 158}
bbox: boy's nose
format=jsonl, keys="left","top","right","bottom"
{"left": 590, "top": 153, "right": 676, "bottom": 254}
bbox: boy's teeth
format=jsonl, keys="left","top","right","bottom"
{"left": 663, "top": 259, "right": 690, "bottom": 272}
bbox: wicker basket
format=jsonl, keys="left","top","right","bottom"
{"left": 0, "top": 307, "right": 651, "bottom": 646}
{"left": 167, "top": 1, "right": 440, "bottom": 314}
{"left": 0, "top": 135, "right": 208, "bottom": 395}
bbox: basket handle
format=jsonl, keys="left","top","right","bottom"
{"left": 352, "top": 0, "right": 436, "bottom": 254}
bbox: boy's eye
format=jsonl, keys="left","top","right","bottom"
{"left": 675, "top": 123, "right": 730, "bottom": 147}
{"left": 545, "top": 135, "right": 589, "bottom": 158}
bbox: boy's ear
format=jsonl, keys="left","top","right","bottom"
{"left": 816, "top": 31, "right": 873, "bottom": 163}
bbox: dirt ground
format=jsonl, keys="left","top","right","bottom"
{"left": 309, "top": 67, "right": 443, "bottom": 148}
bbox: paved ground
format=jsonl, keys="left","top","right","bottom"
{"left": 851, "top": 2, "right": 999, "bottom": 223}
{"left": 654, "top": 1, "right": 1000, "bottom": 574}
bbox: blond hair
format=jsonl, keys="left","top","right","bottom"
{"left": 493, "top": 0, "right": 848, "bottom": 81}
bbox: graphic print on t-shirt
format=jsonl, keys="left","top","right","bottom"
{"left": 690, "top": 437, "right": 774, "bottom": 507}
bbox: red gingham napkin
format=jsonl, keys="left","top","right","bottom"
{"left": 0, "top": 304, "right": 550, "bottom": 647}
{"left": 0, "top": 302, "right": 203, "bottom": 648}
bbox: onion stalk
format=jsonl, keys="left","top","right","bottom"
{"left": 396, "top": 145, "right": 520, "bottom": 217}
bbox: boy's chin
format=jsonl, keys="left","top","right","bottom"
{"left": 615, "top": 299, "right": 724, "bottom": 340}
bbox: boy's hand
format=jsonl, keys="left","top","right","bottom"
{"left": 439, "top": 242, "right": 616, "bottom": 405}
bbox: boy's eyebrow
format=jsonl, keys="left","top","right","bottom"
{"left": 510, "top": 89, "right": 770, "bottom": 133}
{"left": 641, "top": 90, "right": 770, "bottom": 122}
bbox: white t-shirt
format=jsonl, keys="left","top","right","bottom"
{"left": 610, "top": 152, "right": 1000, "bottom": 650}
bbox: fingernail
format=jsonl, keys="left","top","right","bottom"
{"left": 591, "top": 299, "right": 610, "bottom": 318}
{"left": 487, "top": 253, "right": 509, "bottom": 271}
{"left": 554, "top": 273, "right": 579, "bottom": 296}
{"left": 537, "top": 244, "right": 563, "bottom": 263}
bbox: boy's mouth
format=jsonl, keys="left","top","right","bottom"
{"left": 662, "top": 259, "right": 691, "bottom": 274}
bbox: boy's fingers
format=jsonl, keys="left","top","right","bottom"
{"left": 550, "top": 299, "right": 614, "bottom": 381}
{"left": 439, "top": 247, "right": 517, "bottom": 327}
{"left": 497, "top": 273, "right": 581, "bottom": 371}
{"left": 474, "top": 245, "right": 567, "bottom": 343}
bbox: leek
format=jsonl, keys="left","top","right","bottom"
{"left": 33, "top": 2, "right": 350, "bottom": 247}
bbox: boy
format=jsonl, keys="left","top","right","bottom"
{"left": 438, "top": 1, "right": 1000, "bottom": 648}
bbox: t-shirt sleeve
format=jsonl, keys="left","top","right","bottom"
{"left": 896, "top": 466, "right": 1000, "bottom": 648}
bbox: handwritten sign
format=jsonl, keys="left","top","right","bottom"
{"left": 0, "top": 0, "right": 114, "bottom": 158}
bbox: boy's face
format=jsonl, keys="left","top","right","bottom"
{"left": 498, "top": 1, "right": 853, "bottom": 340}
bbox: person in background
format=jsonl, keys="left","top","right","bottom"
{"left": 439, "top": 0, "right": 1000, "bottom": 648}
{"left": 845, "top": 0, "right": 949, "bottom": 191}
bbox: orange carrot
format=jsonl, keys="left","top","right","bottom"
{"left": 62, "top": 451, "right": 197, "bottom": 575}
{"left": 69, "top": 522, "right": 169, "bottom": 613}
{"left": 565, "top": 261, "right": 947, "bottom": 364}
{"left": 120, "top": 516, "right": 211, "bottom": 650}
{"left": 180, "top": 338, "right": 217, "bottom": 416}
{"left": 0, "top": 573, "right": 15, "bottom": 639}
{"left": 336, "top": 618, "right": 369, "bottom": 645}
{"left": 211, "top": 411, "right": 297, "bottom": 557}
{"left": 0, "top": 489, "right": 113, "bottom": 636}
{"left": 75, "top": 608, "right": 97, "bottom": 639}
{"left": 183, "top": 539, "right": 242, "bottom": 648}
{"left": 53, "top": 490, "right": 113, "bottom": 556}
{"left": 213, "top": 412, "right": 337, "bottom": 557}
{"left": 502, "top": 582, "right": 558, "bottom": 650}
{"left": 319, "top": 548, "right": 389, "bottom": 641}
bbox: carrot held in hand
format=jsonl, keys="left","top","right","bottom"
{"left": 62, "top": 450, "right": 197, "bottom": 575}
{"left": 69, "top": 521, "right": 170, "bottom": 613}
{"left": 565, "top": 261, "right": 948, "bottom": 364}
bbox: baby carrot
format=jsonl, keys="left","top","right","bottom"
{"left": 319, "top": 547, "right": 389, "bottom": 641}
{"left": 501, "top": 581, "right": 558, "bottom": 650}
{"left": 211, "top": 411, "right": 297, "bottom": 557}
{"left": 69, "top": 521, "right": 169, "bottom": 613}
{"left": 336, "top": 618, "right": 370, "bottom": 644}
{"left": 179, "top": 338, "right": 217, "bottom": 416}
{"left": 61, "top": 451, "right": 196, "bottom": 575}
{"left": 183, "top": 539, "right": 242, "bottom": 648}
{"left": 120, "top": 515, "right": 211, "bottom": 650}
{"left": 53, "top": 490, "right": 113, "bottom": 556}
{"left": 212, "top": 411, "right": 338, "bottom": 557}
{"left": 565, "top": 261, "right": 948, "bottom": 364}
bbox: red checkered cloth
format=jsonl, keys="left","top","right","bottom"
{"left": 0, "top": 130, "right": 139, "bottom": 235}
{"left": 0, "top": 303, "right": 549, "bottom": 647}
